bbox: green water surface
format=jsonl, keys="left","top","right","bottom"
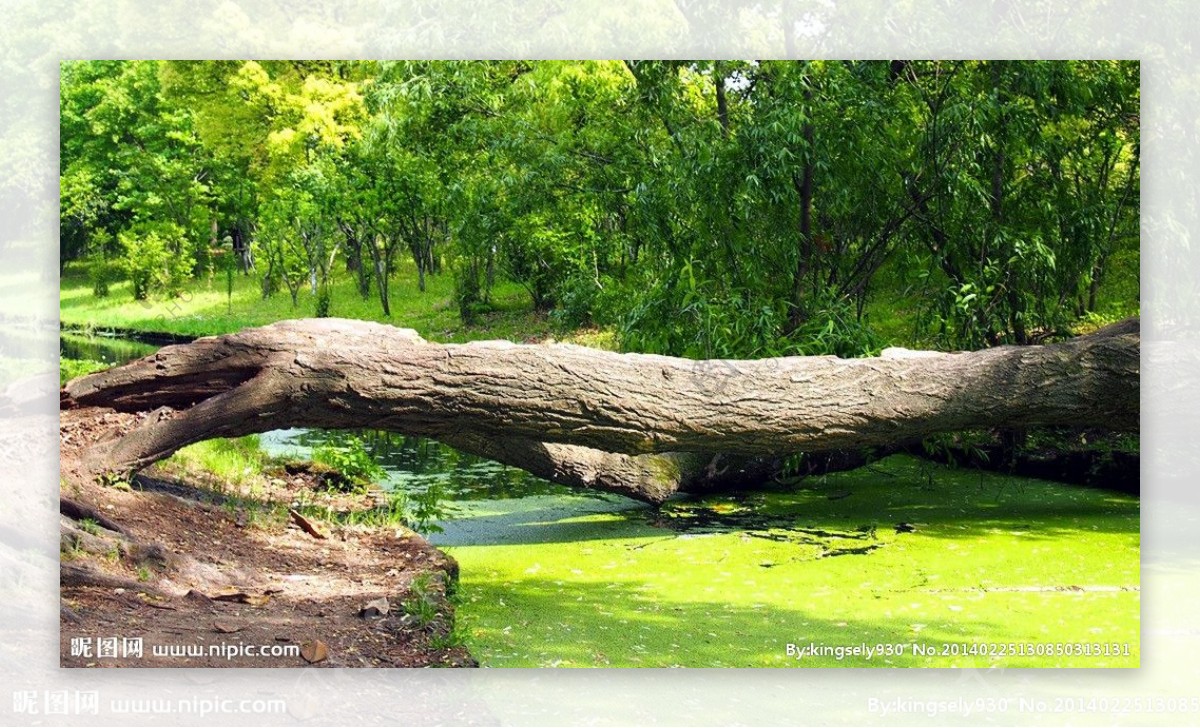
{"left": 431, "top": 457, "right": 1139, "bottom": 668}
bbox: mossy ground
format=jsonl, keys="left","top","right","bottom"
{"left": 439, "top": 456, "right": 1138, "bottom": 667}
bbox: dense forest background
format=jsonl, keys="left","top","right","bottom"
{"left": 60, "top": 60, "right": 1139, "bottom": 357}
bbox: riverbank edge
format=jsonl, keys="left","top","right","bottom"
{"left": 61, "top": 322, "right": 198, "bottom": 346}
{"left": 59, "top": 405, "right": 477, "bottom": 668}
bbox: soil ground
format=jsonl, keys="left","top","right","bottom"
{"left": 59, "top": 406, "right": 474, "bottom": 668}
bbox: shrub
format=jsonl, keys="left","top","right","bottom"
{"left": 118, "top": 222, "right": 193, "bottom": 300}
{"left": 315, "top": 285, "right": 332, "bottom": 318}
{"left": 312, "top": 433, "right": 385, "bottom": 486}
{"left": 451, "top": 254, "right": 490, "bottom": 325}
{"left": 87, "top": 254, "right": 118, "bottom": 298}
{"left": 780, "top": 295, "right": 881, "bottom": 358}
{"left": 550, "top": 273, "right": 621, "bottom": 330}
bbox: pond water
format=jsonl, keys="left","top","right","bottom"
{"left": 61, "top": 333, "right": 1141, "bottom": 667}
{"left": 61, "top": 332, "right": 158, "bottom": 365}
{"left": 257, "top": 428, "right": 642, "bottom": 546}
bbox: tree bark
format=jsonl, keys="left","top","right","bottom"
{"left": 790, "top": 97, "right": 816, "bottom": 327}
{"left": 62, "top": 317, "right": 1139, "bottom": 502}
{"left": 438, "top": 435, "right": 777, "bottom": 504}
{"left": 714, "top": 62, "right": 729, "bottom": 138}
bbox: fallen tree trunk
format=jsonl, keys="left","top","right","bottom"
{"left": 436, "top": 434, "right": 757, "bottom": 503}
{"left": 62, "top": 317, "right": 1139, "bottom": 503}
{"left": 440, "top": 434, "right": 794, "bottom": 503}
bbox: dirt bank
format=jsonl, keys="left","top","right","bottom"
{"left": 59, "top": 406, "right": 473, "bottom": 668}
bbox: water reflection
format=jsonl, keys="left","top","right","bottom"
{"left": 60, "top": 333, "right": 158, "bottom": 364}
{"left": 260, "top": 428, "right": 581, "bottom": 502}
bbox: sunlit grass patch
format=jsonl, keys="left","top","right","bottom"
{"left": 60, "top": 257, "right": 551, "bottom": 344}
{"left": 165, "top": 436, "right": 272, "bottom": 488}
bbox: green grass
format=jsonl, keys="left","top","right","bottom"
{"left": 294, "top": 490, "right": 413, "bottom": 529}
{"left": 158, "top": 434, "right": 445, "bottom": 533}
{"left": 166, "top": 436, "right": 271, "bottom": 488}
{"left": 60, "top": 258, "right": 560, "bottom": 344}
{"left": 442, "top": 455, "right": 1139, "bottom": 667}
{"left": 60, "top": 357, "right": 107, "bottom": 385}
{"left": 402, "top": 573, "right": 445, "bottom": 627}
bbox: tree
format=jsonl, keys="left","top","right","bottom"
{"left": 256, "top": 174, "right": 341, "bottom": 313}
{"left": 117, "top": 221, "right": 192, "bottom": 300}
{"left": 60, "top": 60, "right": 216, "bottom": 290}
{"left": 63, "top": 317, "right": 1138, "bottom": 503}
{"left": 194, "top": 61, "right": 367, "bottom": 313}
{"left": 58, "top": 166, "right": 110, "bottom": 267}
{"left": 60, "top": 60, "right": 1138, "bottom": 354}
{"left": 616, "top": 61, "right": 906, "bottom": 357}
{"left": 900, "top": 61, "right": 1140, "bottom": 346}
{"left": 362, "top": 61, "right": 514, "bottom": 316}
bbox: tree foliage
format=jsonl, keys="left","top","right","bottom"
{"left": 60, "top": 60, "right": 1139, "bottom": 353}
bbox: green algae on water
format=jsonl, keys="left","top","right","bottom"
{"left": 436, "top": 456, "right": 1139, "bottom": 668}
